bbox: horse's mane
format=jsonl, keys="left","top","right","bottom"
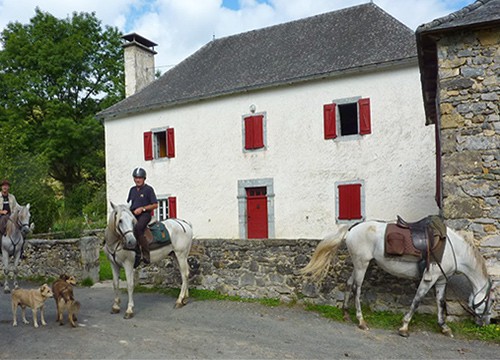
{"left": 454, "top": 228, "right": 489, "bottom": 278}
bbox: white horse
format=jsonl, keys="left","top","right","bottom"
{"left": 1, "top": 204, "right": 31, "bottom": 293}
{"left": 301, "top": 221, "right": 495, "bottom": 337}
{"left": 104, "top": 202, "right": 194, "bottom": 318}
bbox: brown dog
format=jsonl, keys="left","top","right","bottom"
{"left": 52, "top": 274, "right": 78, "bottom": 326}
{"left": 11, "top": 284, "right": 53, "bottom": 328}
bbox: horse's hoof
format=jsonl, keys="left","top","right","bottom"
{"left": 358, "top": 321, "right": 369, "bottom": 331}
{"left": 4, "top": 288, "right": 10, "bottom": 294}
{"left": 182, "top": 297, "right": 189, "bottom": 306}
{"left": 111, "top": 308, "right": 120, "bottom": 314}
{"left": 398, "top": 329, "right": 410, "bottom": 338}
{"left": 124, "top": 312, "right": 134, "bottom": 319}
{"left": 175, "top": 302, "right": 184, "bottom": 309}
{"left": 343, "top": 313, "right": 351, "bottom": 322}
{"left": 441, "top": 328, "right": 454, "bottom": 338}
{"left": 358, "top": 324, "right": 369, "bottom": 331}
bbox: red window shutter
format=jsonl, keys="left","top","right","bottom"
{"left": 167, "top": 128, "right": 175, "bottom": 158}
{"left": 358, "top": 98, "right": 371, "bottom": 135}
{"left": 253, "top": 115, "right": 264, "bottom": 149}
{"left": 244, "top": 116, "right": 254, "bottom": 149}
{"left": 323, "top": 103, "right": 337, "bottom": 139}
{"left": 338, "top": 184, "right": 362, "bottom": 220}
{"left": 168, "top": 197, "right": 177, "bottom": 219}
{"left": 143, "top": 131, "right": 153, "bottom": 161}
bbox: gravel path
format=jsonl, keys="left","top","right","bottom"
{"left": 0, "top": 281, "right": 498, "bottom": 359}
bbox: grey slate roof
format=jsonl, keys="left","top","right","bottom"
{"left": 416, "top": 0, "right": 500, "bottom": 125}
{"left": 99, "top": 3, "right": 416, "bottom": 120}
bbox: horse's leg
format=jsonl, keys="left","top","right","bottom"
{"left": 435, "top": 281, "right": 453, "bottom": 337}
{"left": 12, "top": 250, "right": 21, "bottom": 290}
{"left": 123, "top": 260, "right": 135, "bottom": 319}
{"left": 351, "top": 259, "right": 370, "bottom": 330}
{"left": 3, "top": 250, "right": 11, "bottom": 293}
{"left": 342, "top": 274, "right": 354, "bottom": 322}
{"left": 398, "top": 275, "right": 438, "bottom": 337}
{"left": 110, "top": 261, "right": 121, "bottom": 314}
{"left": 175, "top": 252, "right": 190, "bottom": 308}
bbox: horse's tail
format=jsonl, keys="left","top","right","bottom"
{"left": 300, "top": 225, "right": 349, "bottom": 281}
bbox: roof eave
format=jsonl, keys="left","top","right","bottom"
{"left": 99, "top": 57, "right": 417, "bottom": 121}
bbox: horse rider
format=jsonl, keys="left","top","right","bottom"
{"left": 127, "top": 167, "right": 158, "bottom": 265}
{"left": 0, "top": 179, "right": 18, "bottom": 238}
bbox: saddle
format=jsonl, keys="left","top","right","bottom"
{"left": 144, "top": 221, "right": 171, "bottom": 251}
{"left": 385, "top": 215, "right": 447, "bottom": 276}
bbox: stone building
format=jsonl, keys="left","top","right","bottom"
{"left": 416, "top": 0, "right": 500, "bottom": 281}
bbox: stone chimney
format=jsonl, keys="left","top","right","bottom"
{"left": 122, "top": 33, "right": 157, "bottom": 97}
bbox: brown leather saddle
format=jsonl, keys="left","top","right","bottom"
{"left": 385, "top": 215, "right": 447, "bottom": 275}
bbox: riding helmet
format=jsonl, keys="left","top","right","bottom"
{"left": 132, "top": 167, "right": 147, "bottom": 179}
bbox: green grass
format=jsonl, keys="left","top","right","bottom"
{"left": 99, "top": 250, "right": 125, "bottom": 281}
{"left": 304, "top": 302, "right": 500, "bottom": 343}
{"left": 134, "top": 285, "right": 281, "bottom": 307}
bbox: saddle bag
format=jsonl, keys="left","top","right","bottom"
{"left": 148, "top": 222, "right": 171, "bottom": 244}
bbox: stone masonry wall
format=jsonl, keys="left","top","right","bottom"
{"left": 0, "top": 237, "right": 100, "bottom": 283}
{"left": 136, "top": 238, "right": 475, "bottom": 318}
{"left": 437, "top": 28, "right": 500, "bottom": 286}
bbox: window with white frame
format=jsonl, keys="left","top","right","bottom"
{"left": 156, "top": 196, "right": 177, "bottom": 221}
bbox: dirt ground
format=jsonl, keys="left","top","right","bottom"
{"left": 0, "top": 280, "right": 498, "bottom": 359}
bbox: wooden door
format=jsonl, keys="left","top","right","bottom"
{"left": 246, "top": 187, "right": 268, "bottom": 239}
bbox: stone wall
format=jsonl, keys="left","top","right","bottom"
{"left": 136, "top": 238, "right": 476, "bottom": 318}
{"left": 437, "top": 28, "right": 500, "bottom": 282}
{"left": 0, "top": 237, "right": 100, "bottom": 283}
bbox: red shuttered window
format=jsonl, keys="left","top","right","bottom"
{"left": 143, "top": 128, "right": 175, "bottom": 160}
{"left": 337, "top": 183, "right": 363, "bottom": 220}
{"left": 323, "top": 97, "right": 371, "bottom": 139}
{"left": 244, "top": 115, "right": 264, "bottom": 150}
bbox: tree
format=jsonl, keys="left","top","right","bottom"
{"left": 0, "top": 9, "right": 124, "bottom": 213}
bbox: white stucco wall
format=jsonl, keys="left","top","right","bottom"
{"left": 105, "top": 64, "right": 438, "bottom": 239}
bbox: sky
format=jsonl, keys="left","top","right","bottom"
{"left": 0, "top": 0, "right": 476, "bottom": 73}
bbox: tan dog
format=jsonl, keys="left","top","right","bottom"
{"left": 11, "top": 284, "right": 53, "bottom": 328}
{"left": 52, "top": 274, "right": 78, "bottom": 326}
{"left": 57, "top": 296, "right": 80, "bottom": 327}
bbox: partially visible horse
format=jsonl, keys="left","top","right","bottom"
{"left": 104, "top": 202, "right": 194, "bottom": 318}
{"left": 1, "top": 204, "right": 31, "bottom": 293}
{"left": 301, "top": 221, "right": 495, "bottom": 337}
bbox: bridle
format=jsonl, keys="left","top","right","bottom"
{"left": 105, "top": 209, "right": 135, "bottom": 263}
{"left": 432, "top": 235, "right": 494, "bottom": 322}
{"left": 470, "top": 279, "right": 494, "bottom": 319}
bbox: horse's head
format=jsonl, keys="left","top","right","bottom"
{"left": 109, "top": 201, "right": 137, "bottom": 249}
{"left": 470, "top": 279, "right": 496, "bottom": 326}
{"left": 13, "top": 204, "right": 31, "bottom": 237}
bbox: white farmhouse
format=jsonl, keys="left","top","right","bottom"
{"left": 99, "top": 3, "right": 439, "bottom": 240}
